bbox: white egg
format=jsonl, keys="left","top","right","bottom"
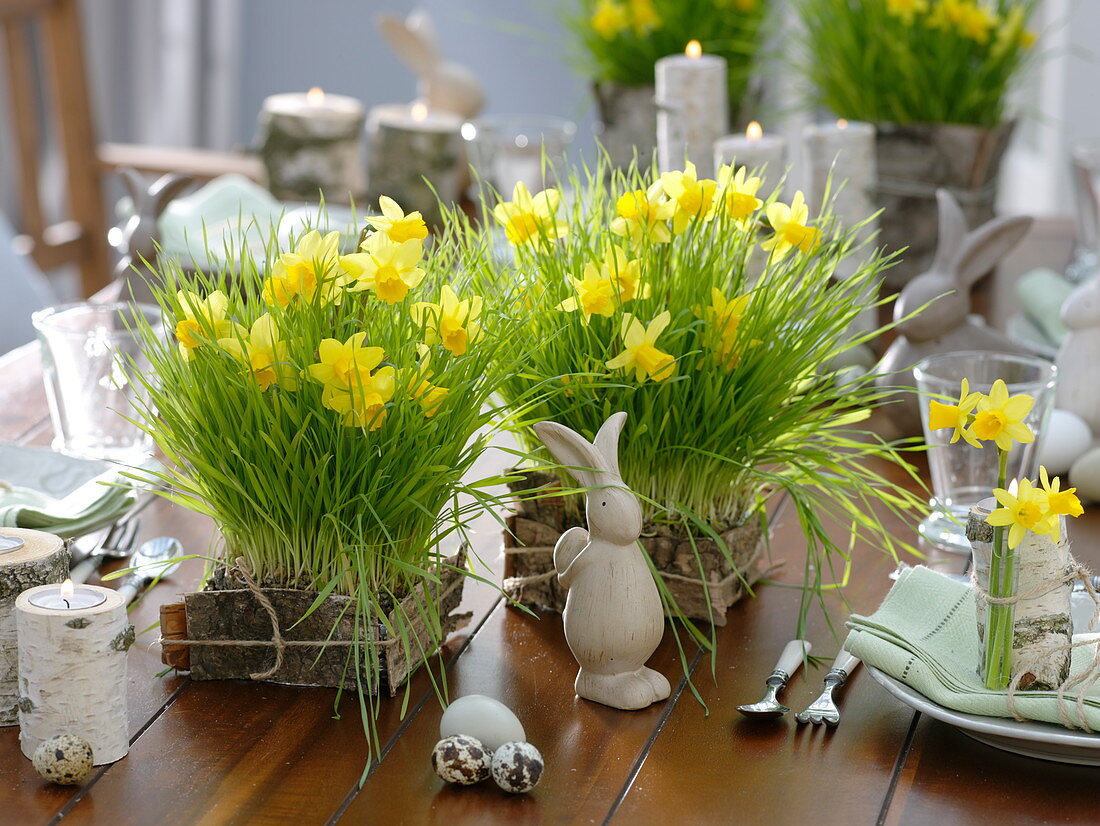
{"left": 1038, "top": 409, "right": 1093, "bottom": 476}
{"left": 439, "top": 694, "right": 525, "bottom": 752}
{"left": 1070, "top": 446, "right": 1100, "bottom": 503}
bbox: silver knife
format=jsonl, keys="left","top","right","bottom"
{"left": 115, "top": 536, "right": 184, "bottom": 605}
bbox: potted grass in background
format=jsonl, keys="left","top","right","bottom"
{"left": 452, "top": 161, "right": 925, "bottom": 631}
{"left": 796, "top": 0, "right": 1039, "bottom": 286}
{"left": 127, "top": 205, "right": 541, "bottom": 764}
{"left": 565, "top": 0, "right": 771, "bottom": 169}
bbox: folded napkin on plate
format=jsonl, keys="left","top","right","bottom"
{"left": 0, "top": 443, "right": 136, "bottom": 537}
{"left": 846, "top": 565, "right": 1100, "bottom": 729}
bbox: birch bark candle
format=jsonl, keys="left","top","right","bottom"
{"left": 967, "top": 498, "right": 1073, "bottom": 691}
{"left": 258, "top": 87, "right": 366, "bottom": 203}
{"left": 0, "top": 529, "right": 69, "bottom": 726}
{"left": 16, "top": 582, "right": 131, "bottom": 764}
{"left": 366, "top": 102, "right": 464, "bottom": 228}
{"left": 714, "top": 122, "right": 788, "bottom": 196}
{"left": 656, "top": 41, "right": 727, "bottom": 179}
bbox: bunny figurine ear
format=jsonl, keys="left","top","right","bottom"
{"left": 593, "top": 412, "right": 627, "bottom": 478}
{"left": 930, "top": 189, "right": 966, "bottom": 276}
{"left": 953, "top": 213, "right": 1033, "bottom": 288}
{"left": 149, "top": 173, "right": 194, "bottom": 218}
{"left": 534, "top": 420, "right": 613, "bottom": 489}
{"left": 376, "top": 12, "right": 439, "bottom": 78}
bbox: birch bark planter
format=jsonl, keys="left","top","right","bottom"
{"left": 503, "top": 469, "right": 766, "bottom": 624}
{"left": 874, "top": 121, "right": 1015, "bottom": 288}
{"left": 0, "top": 529, "right": 69, "bottom": 726}
{"left": 593, "top": 82, "right": 659, "bottom": 172}
{"left": 159, "top": 549, "right": 471, "bottom": 695}
{"left": 967, "top": 499, "right": 1072, "bottom": 691}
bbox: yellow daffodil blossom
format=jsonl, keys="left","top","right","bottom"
{"left": 175, "top": 289, "right": 233, "bottom": 361}
{"left": 602, "top": 245, "right": 648, "bottom": 303}
{"left": 761, "top": 191, "right": 821, "bottom": 259}
{"left": 886, "top": 0, "right": 929, "bottom": 23}
{"left": 591, "top": 0, "right": 628, "bottom": 38}
{"left": 611, "top": 181, "right": 675, "bottom": 245}
{"left": 991, "top": 6, "right": 1033, "bottom": 56}
{"left": 306, "top": 331, "right": 386, "bottom": 393}
{"left": 402, "top": 345, "right": 449, "bottom": 418}
{"left": 320, "top": 367, "right": 395, "bottom": 430}
{"left": 339, "top": 234, "right": 425, "bottom": 304}
{"left": 970, "top": 379, "right": 1034, "bottom": 451}
{"left": 628, "top": 0, "right": 661, "bottom": 34}
{"left": 985, "top": 477, "right": 1057, "bottom": 550}
{"left": 557, "top": 264, "right": 617, "bottom": 322}
{"left": 697, "top": 288, "right": 752, "bottom": 369}
{"left": 364, "top": 195, "right": 428, "bottom": 244}
{"left": 410, "top": 285, "right": 483, "bottom": 356}
{"left": 262, "top": 230, "right": 343, "bottom": 307}
{"left": 217, "top": 315, "right": 296, "bottom": 392}
{"left": 957, "top": 3, "right": 996, "bottom": 42}
{"left": 606, "top": 311, "right": 677, "bottom": 383}
{"left": 492, "top": 182, "right": 567, "bottom": 248}
{"left": 1036, "top": 466, "right": 1084, "bottom": 543}
{"left": 659, "top": 162, "right": 719, "bottom": 234}
{"left": 927, "top": 0, "right": 967, "bottom": 29}
{"left": 715, "top": 164, "right": 763, "bottom": 228}
{"left": 927, "top": 378, "right": 983, "bottom": 447}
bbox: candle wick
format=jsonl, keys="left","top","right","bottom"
{"left": 62, "top": 597, "right": 70, "bottom": 609}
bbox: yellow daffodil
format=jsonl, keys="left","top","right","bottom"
{"left": 558, "top": 264, "right": 617, "bottom": 321}
{"left": 715, "top": 164, "right": 763, "bottom": 228}
{"left": 761, "top": 191, "right": 820, "bottom": 259}
{"left": 986, "top": 477, "right": 1056, "bottom": 549}
{"left": 958, "top": 3, "right": 996, "bottom": 42}
{"left": 411, "top": 285, "right": 483, "bottom": 356}
{"left": 320, "top": 368, "right": 395, "bottom": 430}
{"left": 306, "top": 332, "right": 385, "bottom": 393}
{"left": 364, "top": 196, "right": 428, "bottom": 244}
{"left": 492, "top": 182, "right": 567, "bottom": 248}
{"left": 217, "top": 315, "right": 296, "bottom": 392}
{"left": 886, "top": 0, "right": 929, "bottom": 23}
{"left": 970, "top": 379, "right": 1034, "bottom": 451}
{"left": 927, "top": 0, "right": 967, "bottom": 28}
{"left": 262, "top": 230, "right": 343, "bottom": 307}
{"left": 591, "top": 0, "right": 628, "bottom": 38}
{"left": 927, "top": 378, "right": 983, "bottom": 447}
{"left": 659, "top": 162, "right": 719, "bottom": 234}
{"left": 628, "top": 0, "right": 661, "bottom": 34}
{"left": 1036, "top": 466, "right": 1084, "bottom": 543}
{"left": 991, "top": 6, "right": 1033, "bottom": 56}
{"left": 175, "top": 290, "right": 232, "bottom": 361}
{"left": 606, "top": 311, "right": 677, "bottom": 383}
{"left": 339, "top": 235, "right": 425, "bottom": 304}
{"left": 403, "top": 346, "right": 449, "bottom": 418}
{"left": 603, "top": 245, "right": 648, "bottom": 303}
{"left": 698, "top": 288, "right": 751, "bottom": 369}
{"left": 611, "top": 181, "right": 675, "bottom": 245}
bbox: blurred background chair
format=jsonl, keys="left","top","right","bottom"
{"left": 0, "top": 210, "right": 55, "bottom": 354}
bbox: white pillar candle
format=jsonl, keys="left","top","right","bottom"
{"left": 656, "top": 41, "right": 728, "bottom": 178}
{"left": 258, "top": 87, "right": 366, "bottom": 203}
{"left": 802, "top": 119, "right": 877, "bottom": 239}
{"left": 0, "top": 529, "right": 69, "bottom": 726}
{"left": 17, "top": 582, "right": 131, "bottom": 764}
{"left": 366, "top": 101, "right": 464, "bottom": 226}
{"left": 714, "top": 121, "right": 788, "bottom": 194}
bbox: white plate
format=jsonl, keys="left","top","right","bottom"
{"left": 865, "top": 665, "right": 1100, "bottom": 766}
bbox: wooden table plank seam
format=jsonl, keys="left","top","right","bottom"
{"left": 876, "top": 710, "right": 922, "bottom": 826}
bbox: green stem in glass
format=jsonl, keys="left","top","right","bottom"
{"left": 984, "top": 447, "right": 1013, "bottom": 690}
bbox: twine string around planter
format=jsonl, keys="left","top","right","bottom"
{"left": 970, "top": 558, "right": 1100, "bottom": 731}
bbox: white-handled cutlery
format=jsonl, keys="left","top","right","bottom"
{"left": 737, "top": 639, "right": 812, "bottom": 719}
{"left": 795, "top": 650, "right": 861, "bottom": 727}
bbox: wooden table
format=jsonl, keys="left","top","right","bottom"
{"left": 2, "top": 338, "right": 1100, "bottom": 826}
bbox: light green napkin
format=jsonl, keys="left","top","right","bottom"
{"left": 846, "top": 565, "right": 1100, "bottom": 729}
{"left": 0, "top": 443, "right": 136, "bottom": 537}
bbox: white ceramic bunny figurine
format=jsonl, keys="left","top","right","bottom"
{"left": 875, "top": 189, "right": 1034, "bottom": 435}
{"left": 1056, "top": 277, "right": 1100, "bottom": 433}
{"left": 533, "top": 412, "right": 671, "bottom": 711}
{"left": 376, "top": 10, "right": 485, "bottom": 120}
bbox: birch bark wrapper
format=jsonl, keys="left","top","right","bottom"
{"left": 16, "top": 584, "right": 131, "bottom": 764}
{"left": 0, "top": 529, "right": 69, "bottom": 725}
{"left": 713, "top": 124, "right": 787, "bottom": 197}
{"left": 655, "top": 47, "right": 727, "bottom": 179}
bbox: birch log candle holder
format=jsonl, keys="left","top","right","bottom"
{"left": 656, "top": 40, "right": 727, "bottom": 179}
{"left": 16, "top": 583, "right": 132, "bottom": 764}
{"left": 0, "top": 529, "right": 69, "bottom": 726}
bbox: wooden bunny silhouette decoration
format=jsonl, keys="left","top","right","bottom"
{"left": 533, "top": 412, "right": 671, "bottom": 710}
{"left": 113, "top": 169, "right": 193, "bottom": 304}
{"left": 875, "top": 189, "right": 1034, "bottom": 435}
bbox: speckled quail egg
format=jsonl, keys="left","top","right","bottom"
{"left": 491, "top": 741, "right": 543, "bottom": 794}
{"left": 32, "top": 734, "right": 94, "bottom": 786}
{"left": 431, "top": 735, "right": 492, "bottom": 785}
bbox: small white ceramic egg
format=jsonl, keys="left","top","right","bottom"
{"left": 1038, "top": 409, "right": 1093, "bottom": 476}
{"left": 1070, "top": 445, "right": 1100, "bottom": 503}
{"left": 439, "top": 694, "right": 525, "bottom": 753}
{"left": 491, "top": 741, "right": 544, "bottom": 793}
{"left": 431, "top": 735, "right": 492, "bottom": 785}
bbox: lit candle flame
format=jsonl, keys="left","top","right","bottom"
{"left": 837, "top": 118, "right": 849, "bottom": 130}
{"left": 685, "top": 40, "right": 702, "bottom": 59}
{"left": 307, "top": 87, "right": 325, "bottom": 105}
{"left": 60, "top": 578, "right": 74, "bottom": 598}
{"left": 411, "top": 101, "right": 428, "bottom": 122}
{"left": 746, "top": 121, "right": 763, "bottom": 141}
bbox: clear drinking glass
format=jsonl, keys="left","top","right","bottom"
{"left": 31, "top": 302, "right": 162, "bottom": 464}
{"left": 462, "top": 115, "right": 576, "bottom": 195}
{"left": 914, "top": 351, "right": 1057, "bottom": 553}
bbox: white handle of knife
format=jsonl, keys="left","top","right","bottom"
{"left": 775, "top": 639, "right": 812, "bottom": 677}
{"left": 70, "top": 555, "right": 100, "bottom": 584}
{"left": 116, "top": 580, "right": 141, "bottom": 606}
{"left": 830, "top": 650, "right": 861, "bottom": 678}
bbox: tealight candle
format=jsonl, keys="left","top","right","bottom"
{"left": 16, "top": 582, "right": 130, "bottom": 764}
{"left": 0, "top": 529, "right": 69, "bottom": 727}
{"left": 258, "top": 87, "right": 367, "bottom": 203}
{"left": 714, "top": 121, "right": 788, "bottom": 195}
{"left": 366, "top": 101, "right": 464, "bottom": 226}
{"left": 656, "top": 40, "right": 728, "bottom": 178}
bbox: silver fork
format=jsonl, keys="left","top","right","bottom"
{"left": 795, "top": 650, "right": 861, "bottom": 727}
{"left": 70, "top": 519, "right": 141, "bottom": 583}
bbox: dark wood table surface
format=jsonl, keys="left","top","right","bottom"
{"left": 3, "top": 337, "right": 1100, "bottom": 826}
